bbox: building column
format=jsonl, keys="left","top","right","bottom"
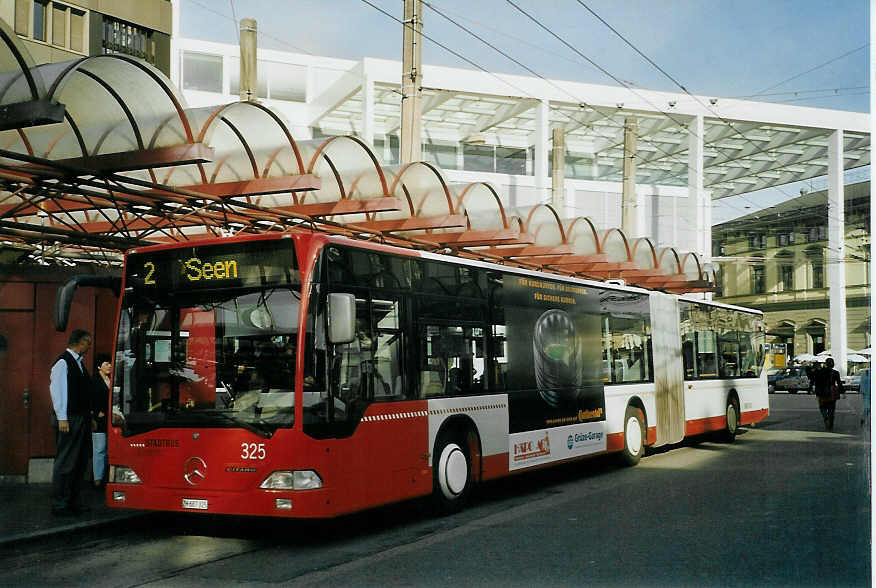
{"left": 689, "top": 115, "right": 711, "bottom": 298}
{"left": 170, "top": 0, "right": 181, "bottom": 87}
{"left": 361, "top": 69, "right": 374, "bottom": 147}
{"left": 688, "top": 115, "right": 706, "bottom": 257}
{"left": 827, "top": 129, "right": 847, "bottom": 375}
{"left": 534, "top": 99, "right": 549, "bottom": 201}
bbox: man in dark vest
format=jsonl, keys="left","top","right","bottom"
{"left": 49, "top": 329, "right": 93, "bottom": 515}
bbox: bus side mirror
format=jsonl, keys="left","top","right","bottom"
{"left": 327, "top": 293, "right": 356, "bottom": 344}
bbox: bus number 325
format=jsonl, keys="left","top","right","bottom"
{"left": 241, "top": 443, "right": 266, "bottom": 460}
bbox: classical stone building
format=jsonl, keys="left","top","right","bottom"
{"left": 713, "top": 181, "right": 870, "bottom": 366}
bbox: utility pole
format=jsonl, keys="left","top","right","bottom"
{"left": 621, "top": 116, "right": 638, "bottom": 236}
{"left": 400, "top": 0, "right": 422, "bottom": 164}
{"left": 551, "top": 128, "right": 565, "bottom": 214}
{"left": 239, "top": 18, "right": 258, "bottom": 102}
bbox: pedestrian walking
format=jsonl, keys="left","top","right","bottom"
{"left": 49, "top": 329, "right": 93, "bottom": 515}
{"left": 859, "top": 367, "right": 870, "bottom": 427}
{"left": 813, "top": 357, "right": 843, "bottom": 432}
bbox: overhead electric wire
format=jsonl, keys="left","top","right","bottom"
{"left": 422, "top": 1, "right": 603, "bottom": 73}
{"left": 503, "top": 0, "right": 778, "bottom": 220}
{"left": 753, "top": 44, "right": 869, "bottom": 97}
{"left": 187, "top": 0, "right": 313, "bottom": 55}
{"left": 409, "top": 0, "right": 729, "bottom": 207}
{"left": 368, "top": 0, "right": 841, "bottom": 231}
{"left": 569, "top": 0, "right": 866, "bottom": 226}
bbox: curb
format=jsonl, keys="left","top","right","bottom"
{"left": 0, "top": 511, "right": 147, "bottom": 547}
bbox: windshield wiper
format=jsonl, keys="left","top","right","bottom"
{"left": 197, "top": 409, "right": 273, "bottom": 438}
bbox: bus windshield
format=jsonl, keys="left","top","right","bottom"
{"left": 114, "top": 287, "right": 300, "bottom": 437}
{"left": 113, "top": 239, "right": 301, "bottom": 437}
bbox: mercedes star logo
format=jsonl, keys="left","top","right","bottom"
{"left": 184, "top": 456, "right": 207, "bottom": 486}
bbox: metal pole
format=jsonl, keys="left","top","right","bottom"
{"left": 400, "top": 0, "right": 422, "bottom": 164}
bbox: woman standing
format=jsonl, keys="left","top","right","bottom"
{"left": 91, "top": 354, "right": 111, "bottom": 488}
{"left": 813, "top": 357, "right": 843, "bottom": 431}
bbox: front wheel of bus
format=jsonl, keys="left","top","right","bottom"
{"left": 723, "top": 398, "right": 739, "bottom": 443}
{"left": 620, "top": 406, "right": 645, "bottom": 466}
{"left": 432, "top": 434, "right": 471, "bottom": 514}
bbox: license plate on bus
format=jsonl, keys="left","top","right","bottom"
{"left": 182, "top": 498, "right": 208, "bottom": 510}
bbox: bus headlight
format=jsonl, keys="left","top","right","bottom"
{"left": 110, "top": 465, "right": 142, "bottom": 484}
{"left": 259, "top": 470, "right": 323, "bottom": 490}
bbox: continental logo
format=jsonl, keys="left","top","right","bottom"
{"left": 546, "top": 408, "right": 604, "bottom": 426}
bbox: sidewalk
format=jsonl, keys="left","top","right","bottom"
{"left": 0, "top": 483, "right": 145, "bottom": 546}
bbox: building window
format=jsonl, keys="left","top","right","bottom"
{"left": 807, "top": 226, "right": 827, "bottom": 243}
{"left": 752, "top": 265, "right": 766, "bottom": 294}
{"left": 103, "top": 16, "right": 153, "bottom": 63}
{"left": 51, "top": 2, "right": 66, "bottom": 47}
{"left": 33, "top": 0, "right": 47, "bottom": 41}
{"left": 780, "top": 265, "right": 794, "bottom": 292}
{"left": 748, "top": 234, "right": 767, "bottom": 250}
{"left": 14, "top": 0, "right": 30, "bottom": 35}
{"left": 423, "top": 141, "right": 458, "bottom": 170}
{"left": 777, "top": 233, "right": 795, "bottom": 246}
{"left": 14, "top": 0, "right": 87, "bottom": 54}
{"left": 812, "top": 262, "right": 824, "bottom": 289}
{"left": 496, "top": 147, "right": 527, "bottom": 175}
{"left": 183, "top": 52, "right": 223, "bottom": 93}
{"left": 69, "top": 8, "right": 84, "bottom": 52}
{"left": 463, "top": 144, "right": 495, "bottom": 173}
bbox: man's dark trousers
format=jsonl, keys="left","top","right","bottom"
{"left": 51, "top": 414, "right": 90, "bottom": 512}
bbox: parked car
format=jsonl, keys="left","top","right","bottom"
{"left": 767, "top": 367, "right": 787, "bottom": 393}
{"left": 774, "top": 366, "right": 811, "bottom": 393}
{"left": 842, "top": 373, "right": 861, "bottom": 393}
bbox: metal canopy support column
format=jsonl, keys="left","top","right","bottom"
{"left": 827, "top": 129, "right": 847, "bottom": 376}
{"left": 361, "top": 68, "right": 374, "bottom": 147}
{"left": 534, "top": 99, "right": 549, "bottom": 202}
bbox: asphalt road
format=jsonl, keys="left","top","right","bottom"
{"left": 1, "top": 393, "right": 870, "bottom": 587}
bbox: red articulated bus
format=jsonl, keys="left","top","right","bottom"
{"left": 104, "top": 231, "right": 768, "bottom": 517}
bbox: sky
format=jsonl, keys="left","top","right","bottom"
{"left": 179, "top": 0, "right": 870, "bottom": 223}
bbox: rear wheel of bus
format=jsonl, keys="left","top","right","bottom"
{"left": 620, "top": 405, "right": 645, "bottom": 466}
{"left": 723, "top": 395, "right": 739, "bottom": 443}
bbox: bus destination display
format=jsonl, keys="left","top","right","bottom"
{"left": 126, "top": 240, "right": 298, "bottom": 290}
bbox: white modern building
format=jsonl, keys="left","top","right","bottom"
{"left": 173, "top": 36, "right": 870, "bottom": 268}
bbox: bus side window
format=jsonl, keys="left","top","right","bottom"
{"left": 418, "top": 323, "right": 483, "bottom": 397}
{"left": 600, "top": 291, "right": 652, "bottom": 384}
{"left": 371, "top": 299, "right": 404, "bottom": 401}
{"left": 333, "top": 299, "right": 371, "bottom": 404}
{"left": 488, "top": 273, "right": 507, "bottom": 391}
{"left": 679, "top": 302, "right": 697, "bottom": 379}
